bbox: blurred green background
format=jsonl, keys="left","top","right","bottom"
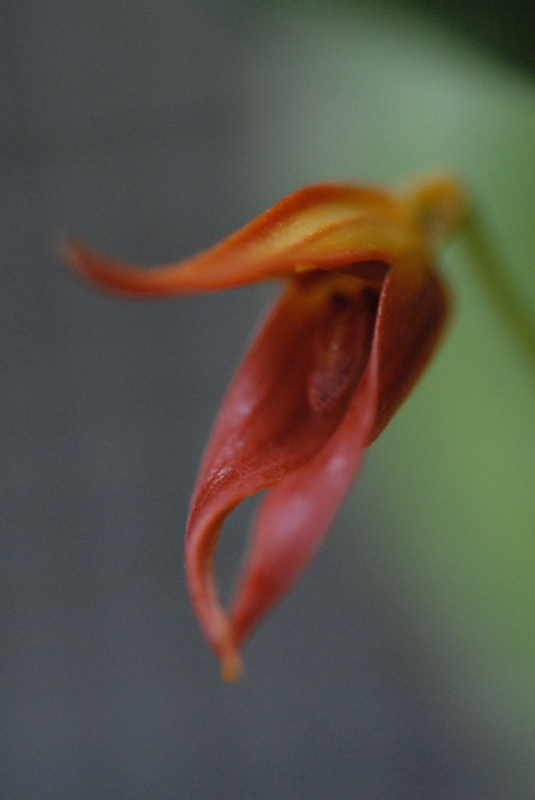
{"left": 3, "top": 0, "right": 535, "bottom": 796}
{"left": 249, "top": 0, "right": 535, "bottom": 773}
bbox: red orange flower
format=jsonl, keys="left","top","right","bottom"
{"left": 66, "top": 174, "right": 467, "bottom": 679}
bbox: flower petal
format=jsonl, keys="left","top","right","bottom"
{"left": 185, "top": 274, "right": 379, "bottom": 678}
{"left": 64, "top": 184, "right": 425, "bottom": 295}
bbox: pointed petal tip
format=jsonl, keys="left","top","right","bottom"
{"left": 191, "top": 592, "right": 243, "bottom": 680}
{"left": 62, "top": 238, "right": 156, "bottom": 296}
{"left": 62, "top": 237, "right": 117, "bottom": 287}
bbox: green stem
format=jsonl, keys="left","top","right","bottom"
{"left": 461, "top": 209, "right": 535, "bottom": 373}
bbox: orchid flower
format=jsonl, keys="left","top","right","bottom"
{"left": 65, "top": 174, "right": 468, "bottom": 679}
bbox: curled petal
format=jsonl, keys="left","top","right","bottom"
{"left": 185, "top": 276, "right": 378, "bottom": 678}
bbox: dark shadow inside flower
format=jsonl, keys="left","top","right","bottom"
{"left": 305, "top": 279, "right": 379, "bottom": 414}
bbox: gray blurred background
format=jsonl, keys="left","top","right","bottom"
{"left": 1, "top": 1, "right": 532, "bottom": 797}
